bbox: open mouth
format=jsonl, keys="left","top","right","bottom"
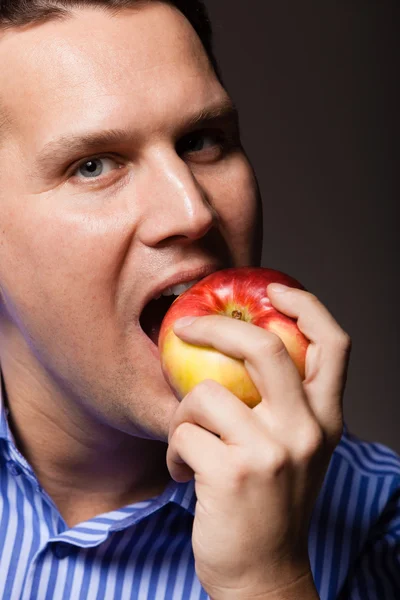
{"left": 138, "top": 266, "right": 220, "bottom": 348}
{"left": 139, "top": 295, "right": 176, "bottom": 347}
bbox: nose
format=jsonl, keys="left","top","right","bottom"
{"left": 135, "top": 148, "right": 219, "bottom": 247}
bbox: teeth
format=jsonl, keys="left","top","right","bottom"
{"left": 159, "top": 278, "right": 200, "bottom": 298}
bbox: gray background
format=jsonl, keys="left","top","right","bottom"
{"left": 204, "top": 1, "right": 398, "bottom": 453}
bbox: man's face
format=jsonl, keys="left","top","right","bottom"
{"left": 0, "top": 3, "right": 262, "bottom": 442}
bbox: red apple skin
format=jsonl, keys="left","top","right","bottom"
{"left": 158, "top": 267, "right": 310, "bottom": 408}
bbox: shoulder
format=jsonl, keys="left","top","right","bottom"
{"left": 309, "top": 427, "right": 400, "bottom": 595}
{"left": 0, "top": 444, "right": 10, "bottom": 524}
{"left": 335, "top": 427, "right": 400, "bottom": 481}
{"left": 331, "top": 426, "right": 400, "bottom": 536}
{"left": 316, "top": 426, "right": 400, "bottom": 531}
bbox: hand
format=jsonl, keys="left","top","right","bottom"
{"left": 166, "top": 284, "right": 351, "bottom": 600}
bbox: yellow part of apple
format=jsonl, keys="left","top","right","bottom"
{"left": 161, "top": 329, "right": 262, "bottom": 408}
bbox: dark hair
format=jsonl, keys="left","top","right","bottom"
{"left": 0, "top": 0, "right": 223, "bottom": 82}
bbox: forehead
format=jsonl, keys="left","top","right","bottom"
{"left": 0, "top": 3, "right": 226, "bottom": 148}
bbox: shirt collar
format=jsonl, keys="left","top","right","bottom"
{"left": 0, "top": 363, "right": 347, "bottom": 517}
{"left": 0, "top": 364, "right": 197, "bottom": 514}
{"left": 169, "top": 477, "right": 196, "bottom": 516}
{"left": 0, "top": 366, "right": 12, "bottom": 443}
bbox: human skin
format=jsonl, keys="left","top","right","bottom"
{"left": 0, "top": 2, "right": 262, "bottom": 525}
{"left": 0, "top": 3, "right": 351, "bottom": 598}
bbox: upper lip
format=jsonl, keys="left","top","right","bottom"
{"left": 139, "top": 262, "right": 223, "bottom": 314}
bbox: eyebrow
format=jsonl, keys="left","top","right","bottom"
{"left": 35, "top": 99, "right": 239, "bottom": 174}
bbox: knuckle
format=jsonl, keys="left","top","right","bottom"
{"left": 189, "top": 379, "right": 217, "bottom": 403}
{"left": 333, "top": 330, "right": 352, "bottom": 352}
{"left": 222, "top": 453, "right": 252, "bottom": 488}
{"left": 256, "top": 333, "right": 286, "bottom": 360}
{"left": 231, "top": 458, "right": 251, "bottom": 486}
{"left": 185, "top": 379, "right": 227, "bottom": 419}
{"left": 297, "top": 424, "right": 325, "bottom": 460}
{"left": 229, "top": 445, "right": 290, "bottom": 487}
{"left": 304, "top": 291, "right": 319, "bottom": 304}
{"left": 195, "top": 378, "right": 219, "bottom": 394}
{"left": 263, "top": 445, "right": 290, "bottom": 475}
{"left": 172, "top": 421, "right": 192, "bottom": 444}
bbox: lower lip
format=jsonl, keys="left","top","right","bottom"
{"left": 149, "top": 340, "right": 160, "bottom": 359}
{"left": 140, "top": 328, "right": 160, "bottom": 359}
{"left": 138, "top": 264, "right": 225, "bottom": 359}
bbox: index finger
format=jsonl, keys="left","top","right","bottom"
{"left": 267, "top": 285, "right": 352, "bottom": 444}
{"left": 173, "top": 313, "right": 314, "bottom": 440}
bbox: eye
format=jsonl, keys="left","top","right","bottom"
{"left": 72, "top": 157, "right": 120, "bottom": 179}
{"left": 177, "top": 131, "right": 225, "bottom": 156}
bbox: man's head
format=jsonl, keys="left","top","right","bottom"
{"left": 0, "top": 0, "right": 224, "bottom": 138}
{"left": 0, "top": 0, "right": 263, "bottom": 443}
{"left": 0, "top": 0, "right": 223, "bottom": 79}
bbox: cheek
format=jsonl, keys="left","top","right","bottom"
{"left": 204, "top": 155, "right": 262, "bottom": 258}
{"left": 0, "top": 199, "right": 139, "bottom": 384}
{"left": 0, "top": 194, "right": 130, "bottom": 330}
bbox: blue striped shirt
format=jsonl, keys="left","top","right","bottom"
{"left": 1, "top": 373, "right": 399, "bottom": 599}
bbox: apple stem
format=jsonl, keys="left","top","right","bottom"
{"left": 231, "top": 310, "right": 243, "bottom": 320}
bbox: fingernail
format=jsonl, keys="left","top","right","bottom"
{"left": 269, "top": 283, "right": 289, "bottom": 293}
{"left": 174, "top": 316, "right": 198, "bottom": 329}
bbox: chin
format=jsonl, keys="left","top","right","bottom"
{"left": 128, "top": 390, "right": 179, "bottom": 444}
{"left": 119, "top": 339, "right": 180, "bottom": 443}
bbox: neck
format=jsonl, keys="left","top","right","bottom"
{"left": 1, "top": 357, "right": 172, "bottom": 528}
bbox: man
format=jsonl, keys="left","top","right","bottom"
{"left": 0, "top": 1, "right": 398, "bottom": 598}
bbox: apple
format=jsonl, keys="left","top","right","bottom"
{"left": 158, "top": 267, "right": 310, "bottom": 408}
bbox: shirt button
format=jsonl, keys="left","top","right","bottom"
{"left": 53, "top": 542, "right": 72, "bottom": 559}
{"left": 6, "top": 460, "right": 22, "bottom": 476}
